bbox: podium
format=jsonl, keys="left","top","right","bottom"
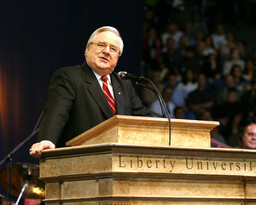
{"left": 39, "top": 115, "right": 256, "bottom": 204}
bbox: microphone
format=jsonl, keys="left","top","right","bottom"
{"left": 117, "top": 71, "right": 145, "bottom": 82}
{"left": 118, "top": 70, "right": 172, "bottom": 146}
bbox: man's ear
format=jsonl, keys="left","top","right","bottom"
{"left": 85, "top": 47, "right": 89, "bottom": 57}
{"left": 85, "top": 45, "right": 92, "bottom": 57}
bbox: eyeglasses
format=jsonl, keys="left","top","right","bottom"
{"left": 92, "top": 41, "right": 120, "bottom": 56}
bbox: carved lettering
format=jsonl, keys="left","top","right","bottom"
{"left": 146, "top": 160, "right": 152, "bottom": 168}
{"left": 130, "top": 158, "right": 133, "bottom": 168}
{"left": 236, "top": 163, "right": 241, "bottom": 171}
{"left": 186, "top": 158, "right": 193, "bottom": 169}
{"left": 206, "top": 160, "right": 209, "bottom": 170}
{"left": 137, "top": 156, "right": 143, "bottom": 168}
{"left": 221, "top": 162, "right": 226, "bottom": 170}
{"left": 163, "top": 159, "right": 166, "bottom": 168}
{"left": 119, "top": 156, "right": 126, "bottom": 168}
{"left": 213, "top": 162, "right": 218, "bottom": 170}
{"left": 155, "top": 160, "right": 160, "bottom": 168}
{"left": 117, "top": 155, "right": 254, "bottom": 173}
{"left": 229, "top": 162, "right": 233, "bottom": 170}
{"left": 169, "top": 161, "right": 176, "bottom": 172}
{"left": 197, "top": 161, "right": 203, "bottom": 170}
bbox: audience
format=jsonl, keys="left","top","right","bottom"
{"left": 141, "top": 0, "right": 256, "bottom": 148}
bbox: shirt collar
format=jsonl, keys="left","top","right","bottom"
{"left": 92, "top": 70, "right": 112, "bottom": 84}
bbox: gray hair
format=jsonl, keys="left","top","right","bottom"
{"left": 86, "top": 26, "right": 124, "bottom": 56}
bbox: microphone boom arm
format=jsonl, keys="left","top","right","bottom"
{"left": 136, "top": 78, "right": 172, "bottom": 146}
{"left": 117, "top": 71, "right": 172, "bottom": 146}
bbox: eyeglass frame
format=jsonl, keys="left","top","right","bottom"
{"left": 90, "top": 41, "right": 120, "bottom": 56}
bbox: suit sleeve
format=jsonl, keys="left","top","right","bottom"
{"left": 38, "top": 68, "right": 75, "bottom": 144}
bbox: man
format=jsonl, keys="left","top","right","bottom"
{"left": 241, "top": 123, "right": 256, "bottom": 149}
{"left": 30, "top": 26, "right": 150, "bottom": 158}
{"left": 186, "top": 73, "right": 214, "bottom": 119}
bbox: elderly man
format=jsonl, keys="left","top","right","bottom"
{"left": 30, "top": 26, "right": 150, "bottom": 158}
{"left": 242, "top": 123, "right": 256, "bottom": 149}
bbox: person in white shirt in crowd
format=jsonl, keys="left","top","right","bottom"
{"left": 223, "top": 48, "right": 245, "bottom": 76}
{"left": 211, "top": 24, "right": 227, "bottom": 50}
{"left": 161, "top": 23, "right": 183, "bottom": 49}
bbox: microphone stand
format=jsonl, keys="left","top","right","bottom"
{"left": 136, "top": 78, "right": 172, "bottom": 146}
{"left": 0, "top": 111, "right": 43, "bottom": 205}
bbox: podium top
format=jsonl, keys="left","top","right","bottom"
{"left": 66, "top": 115, "right": 220, "bottom": 148}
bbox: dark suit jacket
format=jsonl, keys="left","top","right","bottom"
{"left": 38, "top": 62, "right": 151, "bottom": 147}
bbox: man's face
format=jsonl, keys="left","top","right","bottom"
{"left": 86, "top": 31, "right": 120, "bottom": 76}
{"left": 243, "top": 124, "right": 256, "bottom": 149}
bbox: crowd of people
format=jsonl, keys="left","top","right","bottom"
{"left": 140, "top": 0, "right": 256, "bottom": 148}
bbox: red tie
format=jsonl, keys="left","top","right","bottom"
{"left": 101, "top": 76, "right": 116, "bottom": 114}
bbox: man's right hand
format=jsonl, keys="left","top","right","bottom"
{"left": 29, "top": 141, "right": 55, "bottom": 158}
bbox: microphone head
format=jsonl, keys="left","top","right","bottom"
{"left": 117, "top": 71, "right": 128, "bottom": 80}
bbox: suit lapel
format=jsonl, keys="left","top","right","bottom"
{"left": 83, "top": 64, "right": 114, "bottom": 118}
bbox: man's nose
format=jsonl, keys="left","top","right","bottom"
{"left": 102, "top": 45, "right": 110, "bottom": 53}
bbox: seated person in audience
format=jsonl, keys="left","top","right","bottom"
{"left": 141, "top": 69, "right": 164, "bottom": 107}
{"left": 223, "top": 48, "right": 245, "bottom": 76}
{"left": 220, "top": 31, "right": 236, "bottom": 61}
{"left": 162, "top": 37, "right": 183, "bottom": 72}
{"left": 180, "top": 46, "right": 200, "bottom": 76}
{"left": 173, "top": 106, "right": 196, "bottom": 120}
{"left": 149, "top": 85, "right": 175, "bottom": 118}
{"left": 166, "top": 73, "right": 185, "bottom": 107}
{"left": 173, "top": 106, "right": 185, "bottom": 119}
{"left": 211, "top": 24, "right": 227, "bottom": 50}
{"left": 243, "top": 58, "right": 256, "bottom": 82}
{"left": 242, "top": 78, "right": 256, "bottom": 123}
{"left": 186, "top": 73, "right": 214, "bottom": 119}
{"left": 240, "top": 123, "right": 256, "bottom": 149}
{"left": 161, "top": 23, "right": 184, "bottom": 49}
{"left": 237, "top": 40, "right": 250, "bottom": 61}
{"left": 213, "top": 88, "right": 243, "bottom": 145}
{"left": 176, "top": 69, "right": 198, "bottom": 99}
{"left": 216, "top": 74, "right": 235, "bottom": 105}
{"left": 230, "top": 64, "right": 250, "bottom": 100}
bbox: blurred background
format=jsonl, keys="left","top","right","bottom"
{"left": 0, "top": 0, "right": 256, "bottom": 203}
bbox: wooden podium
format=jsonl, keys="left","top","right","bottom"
{"left": 39, "top": 115, "right": 256, "bottom": 204}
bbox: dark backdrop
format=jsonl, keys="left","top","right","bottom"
{"left": 0, "top": 0, "right": 143, "bottom": 179}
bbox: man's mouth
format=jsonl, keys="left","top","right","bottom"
{"left": 249, "top": 141, "right": 256, "bottom": 145}
{"left": 99, "top": 56, "right": 109, "bottom": 62}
